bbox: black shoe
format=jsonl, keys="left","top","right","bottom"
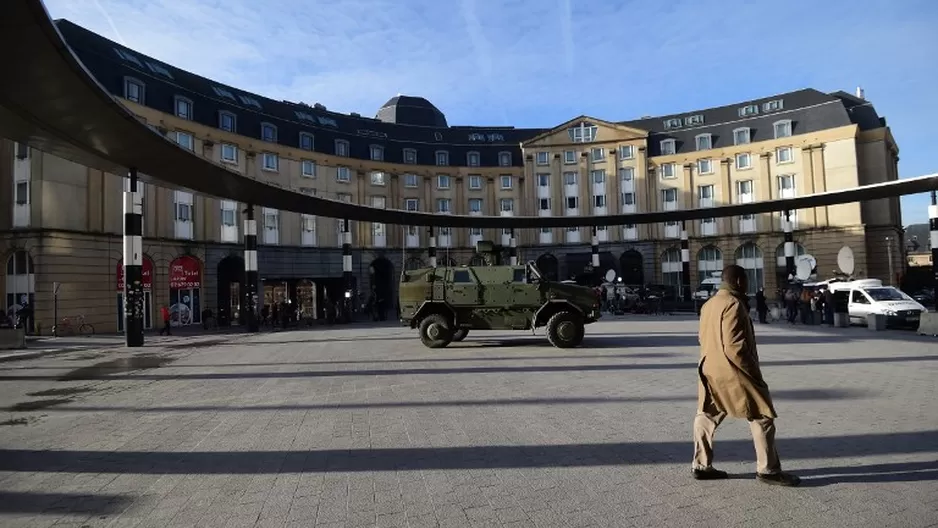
{"left": 693, "top": 468, "right": 729, "bottom": 480}
{"left": 757, "top": 472, "right": 801, "bottom": 487}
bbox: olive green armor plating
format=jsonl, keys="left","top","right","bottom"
{"left": 399, "top": 241, "right": 602, "bottom": 349}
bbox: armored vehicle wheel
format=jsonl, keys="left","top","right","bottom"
{"left": 419, "top": 314, "right": 454, "bottom": 348}
{"left": 452, "top": 328, "right": 469, "bottom": 342}
{"left": 546, "top": 311, "right": 584, "bottom": 349}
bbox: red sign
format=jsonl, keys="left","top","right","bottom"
{"left": 169, "top": 256, "right": 202, "bottom": 290}
{"left": 117, "top": 257, "right": 153, "bottom": 291}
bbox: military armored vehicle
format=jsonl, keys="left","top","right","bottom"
{"left": 398, "top": 241, "right": 602, "bottom": 349}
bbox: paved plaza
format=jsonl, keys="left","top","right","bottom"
{"left": 0, "top": 317, "right": 936, "bottom": 528}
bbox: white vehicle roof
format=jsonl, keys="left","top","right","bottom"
{"left": 827, "top": 278, "right": 884, "bottom": 291}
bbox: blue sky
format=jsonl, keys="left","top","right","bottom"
{"left": 45, "top": 0, "right": 938, "bottom": 225}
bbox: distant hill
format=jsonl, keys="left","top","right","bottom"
{"left": 904, "top": 223, "right": 931, "bottom": 251}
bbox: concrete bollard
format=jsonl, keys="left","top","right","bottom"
{"left": 0, "top": 328, "right": 27, "bottom": 350}
{"left": 833, "top": 312, "right": 850, "bottom": 328}
{"left": 916, "top": 312, "right": 938, "bottom": 337}
{"left": 866, "top": 313, "right": 886, "bottom": 331}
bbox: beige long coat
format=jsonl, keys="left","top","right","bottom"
{"left": 697, "top": 289, "right": 777, "bottom": 420}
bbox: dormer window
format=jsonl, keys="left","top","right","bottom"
{"left": 739, "top": 104, "right": 759, "bottom": 117}
{"left": 113, "top": 48, "right": 143, "bottom": 68}
{"left": 335, "top": 140, "right": 350, "bottom": 157}
{"left": 498, "top": 151, "right": 512, "bottom": 167}
{"left": 403, "top": 148, "right": 417, "bottom": 164}
{"left": 238, "top": 95, "right": 262, "bottom": 109}
{"left": 663, "top": 118, "right": 682, "bottom": 130}
{"left": 773, "top": 120, "right": 792, "bottom": 139}
{"left": 299, "top": 132, "right": 314, "bottom": 151}
{"left": 733, "top": 127, "right": 751, "bottom": 145}
{"left": 212, "top": 86, "right": 235, "bottom": 100}
{"left": 218, "top": 111, "right": 236, "bottom": 133}
{"left": 146, "top": 61, "right": 173, "bottom": 79}
{"left": 261, "top": 123, "right": 277, "bottom": 143}
{"left": 436, "top": 150, "right": 449, "bottom": 166}
{"left": 568, "top": 122, "right": 598, "bottom": 143}
{"left": 660, "top": 139, "right": 676, "bottom": 155}
{"left": 695, "top": 134, "right": 712, "bottom": 151}
{"left": 174, "top": 96, "right": 193, "bottom": 120}
{"left": 684, "top": 114, "right": 704, "bottom": 126}
{"left": 467, "top": 151, "right": 480, "bottom": 167}
{"left": 123, "top": 77, "right": 144, "bottom": 103}
{"left": 763, "top": 99, "right": 784, "bottom": 112}
{"left": 370, "top": 145, "right": 384, "bottom": 161}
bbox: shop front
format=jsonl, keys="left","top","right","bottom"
{"left": 169, "top": 255, "right": 202, "bottom": 327}
{"left": 117, "top": 256, "right": 154, "bottom": 332}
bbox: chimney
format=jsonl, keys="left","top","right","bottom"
{"left": 855, "top": 86, "right": 865, "bottom": 100}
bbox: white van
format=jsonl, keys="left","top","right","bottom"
{"left": 828, "top": 279, "right": 927, "bottom": 327}
{"left": 694, "top": 275, "right": 722, "bottom": 300}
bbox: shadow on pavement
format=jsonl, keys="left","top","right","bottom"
{"left": 0, "top": 430, "right": 935, "bottom": 475}
{"left": 797, "top": 460, "right": 938, "bottom": 486}
{"left": 13, "top": 388, "right": 871, "bottom": 414}
{"left": 0, "top": 491, "right": 134, "bottom": 514}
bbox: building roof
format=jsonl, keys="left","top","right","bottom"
{"left": 376, "top": 95, "right": 448, "bottom": 127}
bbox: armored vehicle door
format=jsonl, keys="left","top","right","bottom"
{"left": 510, "top": 267, "right": 543, "bottom": 308}
{"left": 447, "top": 268, "right": 481, "bottom": 306}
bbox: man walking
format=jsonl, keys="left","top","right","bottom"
{"left": 159, "top": 305, "right": 171, "bottom": 336}
{"left": 692, "top": 265, "right": 800, "bottom": 486}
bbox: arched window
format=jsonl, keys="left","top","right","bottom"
{"left": 661, "top": 248, "right": 683, "bottom": 295}
{"left": 697, "top": 246, "right": 723, "bottom": 284}
{"left": 734, "top": 243, "right": 764, "bottom": 294}
{"left": 5, "top": 250, "right": 35, "bottom": 315}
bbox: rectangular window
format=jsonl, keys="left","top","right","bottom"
{"left": 469, "top": 198, "right": 482, "bottom": 213}
{"left": 774, "top": 120, "right": 792, "bottom": 139}
{"left": 564, "top": 150, "right": 576, "bottom": 164}
{"left": 437, "top": 198, "right": 451, "bottom": 213}
{"left": 499, "top": 152, "right": 512, "bottom": 167}
{"left": 404, "top": 198, "right": 419, "bottom": 211}
{"left": 684, "top": 114, "right": 704, "bottom": 126}
{"left": 403, "top": 149, "right": 417, "bottom": 164}
{"left": 336, "top": 166, "right": 351, "bottom": 182}
{"left": 536, "top": 151, "right": 549, "bottom": 165}
{"left": 537, "top": 173, "right": 550, "bottom": 187}
{"left": 436, "top": 151, "right": 449, "bottom": 166}
{"left": 566, "top": 196, "right": 578, "bottom": 209}
{"left": 776, "top": 146, "right": 793, "bottom": 164}
{"left": 174, "top": 97, "right": 192, "bottom": 120}
{"left": 175, "top": 201, "right": 192, "bottom": 222}
{"left": 564, "top": 172, "right": 577, "bottom": 185}
{"left": 662, "top": 188, "right": 678, "bottom": 207}
{"left": 733, "top": 128, "right": 751, "bottom": 145}
{"left": 370, "top": 145, "right": 384, "bottom": 161}
{"left": 175, "top": 131, "right": 194, "bottom": 151}
{"left": 124, "top": 78, "right": 144, "bottom": 103}
{"left": 261, "top": 123, "right": 277, "bottom": 143}
{"left": 763, "top": 99, "right": 784, "bottom": 112}
{"left": 697, "top": 158, "right": 712, "bottom": 174}
{"left": 590, "top": 147, "right": 605, "bottom": 162}
{"left": 621, "top": 192, "right": 635, "bottom": 205}
{"left": 500, "top": 175, "right": 512, "bottom": 190}
{"left": 14, "top": 181, "right": 29, "bottom": 205}
{"left": 467, "top": 152, "right": 480, "bottom": 167}
{"left": 698, "top": 184, "right": 714, "bottom": 207}
{"left": 220, "top": 143, "right": 238, "bottom": 163}
{"left": 469, "top": 175, "right": 482, "bottom": 190}
{"left": 661, "top": 163, "right": 676, "bottom": 179}
{"left": 539, "top": 198, "right": 551, "bottom": 210}
{"left": 500, "top": 198, "right": 514, "bottom": 212}
{"left": 437, "top": 175, "right": 451, "bottom": 189}
{"left": 739, "top": 104, "right": 759, "bottom": 117}
{"left": 618, "top": 145, "right": 634, "bottom": 159}
{"left": 219, "top": 111, "right": 236, "bottom": 132}
{"left": 695, "top": 134, "right": 711, "bottom": 151}
{"left": 593, "top": 195, "right": 606, "bottom": 208}
{"left": 220, "top": 204, "right": 236, "bottom": 227}
{"left": 299, "top": 132, "right": 315, "bottom": 151}
{"left": 660, "top": 139, "right": 676, "bottom": 155}
{"left": 301, "top": 160, "right": 316, "bottom": 178}
{"left": 404, "top": 173, "right": 419, "bottom": 188}
{"left": 735, "top": 153, "right": 752, "bottom": 170}
{"left": 591, "top": 170, "right": 605, "bottom": 184}
{"left": 335, "top": 140, "right": 349, "bottom": 157}
{"left": 736, "top": 180, "right": 754, "bottom": 201}
{"left": 619, "top": 167, "right": 634, "bottom": 181}
{"left": 262, "top": 152, "right": 278, "bottom": 171}
{"left": 370, "top": 171, "right": 386, "bottom": 185}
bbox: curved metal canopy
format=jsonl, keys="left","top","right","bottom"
{"left": 1, "top": 0, "right": 936, "bottom": 229}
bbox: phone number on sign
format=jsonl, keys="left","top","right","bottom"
{"left": 170, "top": 281, "right": 200, "bottom": 289}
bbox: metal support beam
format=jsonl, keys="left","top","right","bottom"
{"left": 509, "top": 228, "right": 518, "bottom": 266}
{"left": 123, "top": 168, "right": 144, "bottom": 347}
{"left": 681, "top": 221, "right": 691, "bottom": 302}
{"left": 783, "top": 210, "right": 795, "bottom": 282}
{"left": 428, "top": 226, "right": 437, "bottom": 268}
{"left": 243, "top": 205, "right": 259, "bottom": 333}
{"left": 930, "top": 191, "right": 938, "bottom": 311}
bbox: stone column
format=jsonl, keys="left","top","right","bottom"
{"left": 783, "top": 210, "right": 795, "bottom": 282}
{"left": 930, "top": 191, "right": 938, "bottom": 311}
{"left": 681, "top": 221, "right": 691, "bottom": 302}
{"left": 509, "top": 228, "right": 518, "bottom": 266}
{"left": 123, "top": 168, "right": 144, "bottom": 347}
{"left": 243, "top": 205, "right": 259, "bottom": 333}
{"left": 428, "top": 226, "right": 437, "bottom": 268}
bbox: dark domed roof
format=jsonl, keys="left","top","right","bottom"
{"left": 376, "top": 95, "right": 448, "bottom": 127}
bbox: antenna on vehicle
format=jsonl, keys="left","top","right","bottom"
{"left": 837, "top": 246, "right": 856, "bottom": 280}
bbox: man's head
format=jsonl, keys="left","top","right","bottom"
{"left": 722, "top": 264, "right": 749, "bottom": 293}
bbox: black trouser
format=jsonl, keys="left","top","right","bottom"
{"left": 160, "top": 320, "right": 171, "bottom": 335}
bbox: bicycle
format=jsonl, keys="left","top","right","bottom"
{"left": 53, "top": 314, "right": 95, "bottom": 337}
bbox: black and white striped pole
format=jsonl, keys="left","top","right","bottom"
{"left": 428, "top": 227, "right": 437, "bottom": 268}
{"left": 243, "top": 205, "right": 259, "bottom": 332}
{"left": 681, "top": 221, "right": 691, "bottom": 302}
{"left": 591, "top": 226, "right": 599, "bottom": 268}
{"left": 930, "top": 191, "right": 937, "bottom": 311}
{"left": 123, "top": 168, "right": 144, "bottom": 347}
{"left": 509, "top": 228, "right": 518, "bottom": 266}
{"left": 783, "top": 210, "right": 795, "bottom": 283}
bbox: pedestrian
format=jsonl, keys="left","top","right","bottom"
{"left": 691, "top": 264, "right": 800, "bottom": 486}
{"left": 755, "top": 288, "right": 768, "bottom": 324}
{"left": 159, "top": 305, "right": 171, "bottom": 336}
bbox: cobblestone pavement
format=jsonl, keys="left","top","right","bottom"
{"left": 0, "top": 317, "right": 936, "bottom": 528}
